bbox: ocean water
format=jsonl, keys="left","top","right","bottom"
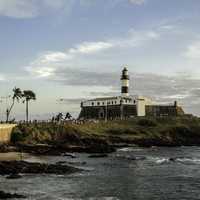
{"left": 1, "top": 147, "right": 200, "bottom": 200}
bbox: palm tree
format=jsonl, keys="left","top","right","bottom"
{"left": 22, "top": 90, "right": 36, "bottom": 123}
{"left": 6, "top": 87, "right": 22, "bottom": 123}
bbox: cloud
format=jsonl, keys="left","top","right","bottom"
{"left": 69, "top": 42, "right": 113, "bottom": 54}
{"left": 0, "top": 0, "right": 38, "bottom": 18}
{"left": 0, "top": 74, "right": 6, "bottom": 81}
{"left": 128, "top": 0, "right": 145, "bottom": 5}
{"left": 185, "top": 41, "right": 200, "bottom": 59}
{"left": 0, "top": 0, "right": 72, "bottom": 19}
{"left": 25, "top": 41, "right": 114, "bottom": 77}
{"left": 57, "top": 98, "right": 86, "bottom": 104}
{"left": 26, "top": 28, "right": 160, "bottom": 77}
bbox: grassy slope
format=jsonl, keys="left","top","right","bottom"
{"left": 11, "top": 116, "right": 200, "bottom": 147}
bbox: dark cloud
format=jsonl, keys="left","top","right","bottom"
{"left": 53, "top": 68, "right": 119, "bottom": 87}
{"left": 57, "top": 98, "right": 86, "bottom": 104}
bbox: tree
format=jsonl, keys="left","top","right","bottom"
{"left": 65, "top": 112, "right": 72, "bottom": 120}
{"left": 6, "top": 87, "right": 22, "bottom": 123}
{"left": 55, "top": 112, "right": 63, "bottom": 122}
{"left": 22, "top": 90, "right": 36, "bottom": 123}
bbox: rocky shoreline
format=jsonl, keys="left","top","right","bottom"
{"left": 2, "top": 117, "right": 200, "bottom": 155}
{"left": 2, "top": 136, "right": 200, "bottom": 156}
{"left": 0, "top": 160, "right": 82, "bottom": 175}
{"left": 0, "top": 191, "right": 26, "bottom": 199}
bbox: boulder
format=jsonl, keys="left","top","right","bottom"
{"left": 0, "top": 160, "right": 82, "bottom": 175}
{"left": 0, "top": 191, "right": 25, "bottom": 199}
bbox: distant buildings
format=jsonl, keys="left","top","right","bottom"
{"left": 79, "top": 67, "right": 184, "bottom": 120}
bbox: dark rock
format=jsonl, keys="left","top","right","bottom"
{"left": 56, "top": 161, "right": 67, "bottom": 165}
{"left": 88, "top": 154, "right": 108, "bottom": 158}
{"left": 127, "top": 156, "right": 146, "bottom": 161}
{"left": 169, "top": 157, "right": 176, "bottom": 162}
{"left": 67, "top": 161, "right": 87, "bottom": 165}
{"left": 61, "top": 153, "right": 76, "bottom": 158}
{"left": 115, "top": 155, "right": 146, "bottom": 161}
{"left": 0, "top": 191, "right": 25, "bottom": 199}
{"left": 6, "top": 174, "right": 22, "bottom": 179}
{"left": 0, "top": 161, "right": 82, "bottom": 175}
{"left": 0, "top": 144, "right": 17, "bottom": 153}
{"left": 15, "top": 142, "right": 116, "bottom": 155}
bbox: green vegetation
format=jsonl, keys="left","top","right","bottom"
{"left": 11, "top": 116, "right": 200, "bottom": 147}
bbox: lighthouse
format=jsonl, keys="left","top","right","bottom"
{"left": 121, "top": 67, "right": 129, "bottom": 97}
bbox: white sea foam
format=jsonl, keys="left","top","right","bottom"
{"left": 176, "top": 158, "right": 200, "bottom": 164}
{"left": 155, "top": 158, "right": 169, "bottom": 164}
{"left": 117, "top": 147, "right": 145, "bottom": 153}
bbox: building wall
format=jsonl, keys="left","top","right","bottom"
{"left": 79, "top": 105, "right": 137, "bottom": 120}
{"left": 80, "top": 96, "right": 184, "bottom": 119}
{"left": 145, "top": 105, "right": 184, "bottom": 117}
{"left": 79, "top": 104, "right": 184, "bottom": 120}
{"left": 82, "top": 97, "right": 137, "bottom": 107}
{"left": 137, "top": 99, "right": 146, "bottom": 117}
{"left": 0, "top": 124, "right": 16, "bottom": 143}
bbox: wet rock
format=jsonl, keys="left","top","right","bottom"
{"left": 0, "top": 144, "right": 17, "bottom": 153}
{"left": 128, "top": 156, "right": 146, "bottom": 161}
{"left": 0, "top": 161, "right": 82, "bottom": 175}
{"left": 61, "top": 153, "right": 76, "bottom": 158}
{"left": 68, "top": 161, "right": 87, "bottom": 165}
{"left": 6, "top": 174, "right": 22, "bottom": 179}
{"left": 0, "top": 191, "right": 26, "bottom": 199}
{"left": 15, "top": 142, "right": 115, "bottom": 155}
{"left": 115, "top": 155, "right": 146, "bottom": 161}
{"left": 56, "top": 161, "right": 67, "bottom": 165}
{"left": 169, "top": 157, "right": 176, "bottom": 162}
{"left": 88, "top": 154, "right": 108, "bottom": 158}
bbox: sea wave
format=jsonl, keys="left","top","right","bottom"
{"left": 150, "top": 156, "right": 200, "bottom": 164}
{"left": 117, "top": 147, "right": 146, "bottom": 152}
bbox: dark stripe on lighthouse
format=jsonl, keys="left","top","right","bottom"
{"left": 121, "top": 74, "right": 129, "bottom": 80}
{"left": 121, "top": 86, "right": 128, "bottom": 94}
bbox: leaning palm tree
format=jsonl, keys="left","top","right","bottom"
{"left": 22, "top": 90, "right": 36, "bottom": 123}
{"left": 6, "top": 87, "right": 22, "bottom": 123}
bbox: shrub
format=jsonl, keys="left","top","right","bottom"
{"left": 107, "top": 127, "right": 138, "bottom": 135}
{"left": 11, "top": 127, "right": 27, "bottom": 143}
{"left": 137, "top": 118, "right": 157, "bottom": 127}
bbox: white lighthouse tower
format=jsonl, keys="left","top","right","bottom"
{"left": 121, "top": 67, "right": 129, "bottom": 97}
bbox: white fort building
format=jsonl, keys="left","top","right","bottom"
{"left": 79, "top": 67, "right": 184, "bottom": 120}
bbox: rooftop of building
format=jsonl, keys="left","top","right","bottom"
{"left": 82, "top": 95, "right": 152, "bottom": 102}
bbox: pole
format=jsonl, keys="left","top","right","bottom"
{"left": 120, "top": 99, "right": 123, "bottom": 120}
{"left": 105, "top": 101, "right": 107, "bottom": 122}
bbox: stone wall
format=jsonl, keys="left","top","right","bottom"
{"left": 79, "top": 105, "right": 137, "bottom": 120}
{"left": 0, "top": 124, "right": 16, "bottom": 143}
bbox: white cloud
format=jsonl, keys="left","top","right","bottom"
{"left": 37, "top": 51, "right": 71, "bottom": 63}
{"left": 128, "top": 0, "right": 145, "bottom": 5}
{"left": 25, "top": 27, "right": 163, "bottom": 78}
{"left": 0, "top": 74, "right": 5, "bottom": 81}
{"left": 69, "top": 42, "right": 113, "bottom": 54}
{"left": 0, "top": 0, "right": 38, "bottom": 18}
{"left": 160, "top": 25, "right": 174, "bottom": 30}
{"left": 0, "top": 0, "right": 71, "bottom": 19}
{"left": 25, "top": 42, "right": 114, "bottom": 77}
{"left": 0, "top": 0, "right": 147, "bottom": 19}
{"left": 185, "top": 42, "right": 200, "bottom": 59}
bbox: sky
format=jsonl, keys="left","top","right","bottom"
{"left": 1, "top": 0, "right": 200, "bottom": 120}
